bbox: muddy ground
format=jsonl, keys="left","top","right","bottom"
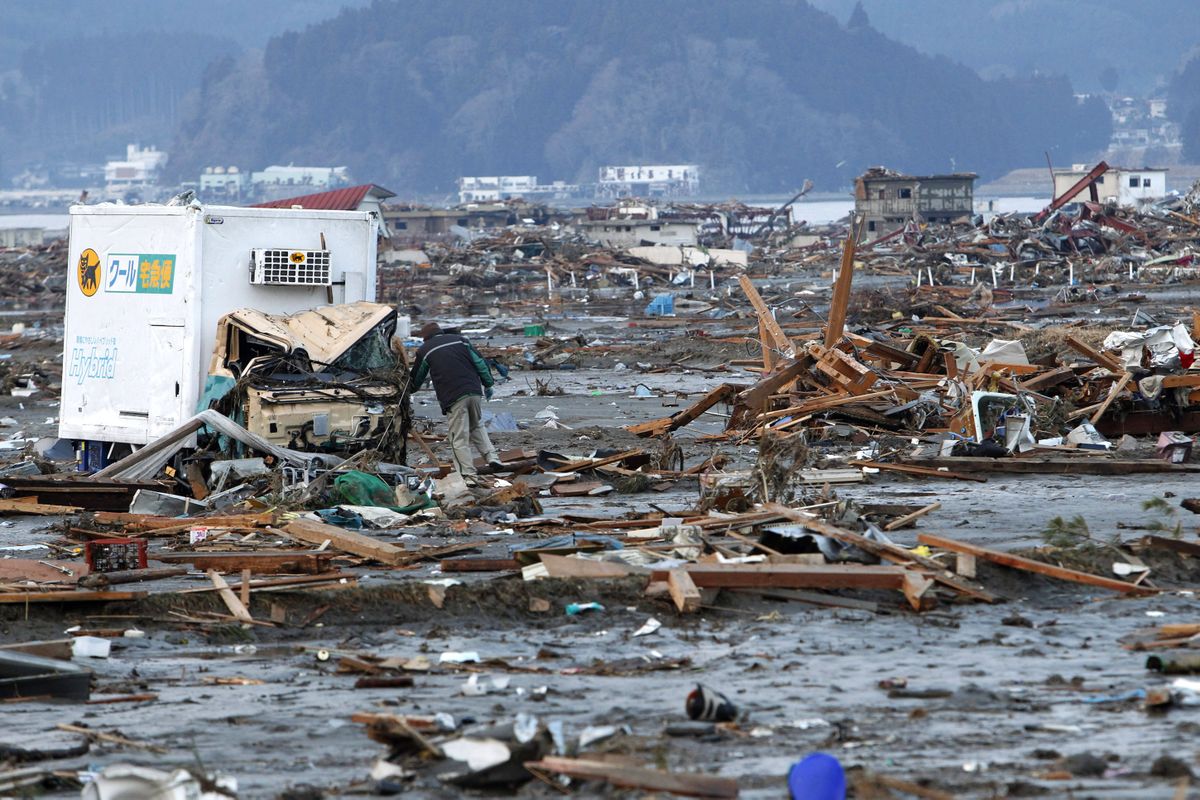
{"left": 3, "top": 289, "right": 1200, "bottom": 798}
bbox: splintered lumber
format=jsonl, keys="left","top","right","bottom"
{"left": 526, "top": 756, "right": 739, "bottom": 799}
{"left": 851, "top": 460, "right": 986, "bottom": 483}
{"left": 764, "top": 503, "right": 998, "bottom": 603}
{"left": 627, "top": 383, "right": 739, "bottom": 437}
{"left": 825, "top": 213, "right": 863, "bottom": 347}
{"left": 667, "top": 569, "right": 701, "bottom": 613}
{"left": 758, "top": 387, "right": 896, "bottom": 421}
{"left": 282, "top": 519, "right": 407, "bottom": 565}
{"left": 207, "top": 570, "right": 253, "bottom": 623}
{"left": 917, "top": 532, "right": 1157, "bottom": 595}
{"left": 734, "top": 356, "right": 812, "bottom": 415}
{"left": 738, "top": 274, "right": 794, "bottom": 358}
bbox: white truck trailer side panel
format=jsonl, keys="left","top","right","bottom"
{"left": 60, "top": 204, "right": 377, "bottom": 446}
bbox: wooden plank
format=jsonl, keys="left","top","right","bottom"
{"left": 1091, "top": 370, "right": 1133, "bottom": 424}
{"left": 917, "top": 532, "right": 1157, "bottom": 595}
{"left": 282, "top": 519, "right": 407, "bottom": 565}
{"left": 208, "top": 570, "right": 253, "bottom": 623}
{"left": 734, "top": 356, "right": 811, "bottom": 414}
{"left": 77, "top": 566, "right": 186, "bottom": 587}
{"left": 0, "top": 498, "right": 83, "bottom": 515}
{"left": 626, "top": 383, "right": 740, "bottom": 438}
{"left": 177, "top": 571, "right": 349, "bottom": 594}
{"left": 93, "top": 511, "right": 274, "bottom": 531}
{"left": 1065, "top": 334, "right": 1124, "bottom": 373}
{"left": 0, "top": 639, "right": 75, "bottom": 660}
{"left": 154, "top": 550, "right": 335, "bottom": 574}
{"left": 764, "top": 503, "right": 999, "bottom": 603}
{"left": 883, "top": 501, "right": 941, "bottom": 531}
{"left": 651, "top": 563, "right": 910, "bottom": 591}
{"left": 1022, "top": 366, "right": 1077, "bottom": 392}
{"left": 539, "top": 553, "right": 636, "bottom": 578}
{"left": 667, "top": 569, "right": 701, "bottom": 613}
{"left": 0, "top": 590, "right": 146, "bottom": 604}
{"left": 526, "top": 756, "right": 739, "bottom": 799}
{"left": 902, "top": 572, "right": 935, "bottom": 611}
{"left": 850, "top": 460, "right": 987, "bottom": 483}
{"left": 439, "top": 557, "right": 521, "bottom": 572}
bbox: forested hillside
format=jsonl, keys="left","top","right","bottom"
{"left": 169, "top": 0, "right": 1111, "bottom": 193}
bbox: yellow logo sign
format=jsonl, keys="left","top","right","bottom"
{"left": 78, "top": 248, "right": 101, "bottom": 297}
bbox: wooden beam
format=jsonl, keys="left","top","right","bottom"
{"left": 0, "top": 498, "right": 84, "bottom": 515}
{"left": 764, "top": 503, "right": 998, "bottom": 603}
{"left": 1091, "top": 370, "right": 1133, "bottom": 424}
{"left": 667, "top": 569, "right": 701, "bottom": 613}
{"left": 154, "top": 550, "right": 336, "bottom": 575}
{"left": 282, "top": 519, "right": 408, "bottom": 566}
{"left": 526, "top": 757, "right": 739, "bottom": 799}
{"left": 738, "top": 275, "right": 794, "bottom": 356}
{"left": 208, "top": 570, "right": 253, "bottom": 623}
{"left": 917, "top": 532, "right": 1157, "bottom": 595}
{"left": 0, "top": 590, "right": 147, "bottom": 604}
{"left": 883, "top": 501, "right": 941, "bottom": 531}
{"left": 825, "top": 213, "right": 863, "bottom": 347}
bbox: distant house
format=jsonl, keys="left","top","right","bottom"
{"left": 252, "top": 184, "right": 397, "bottom": 237}
{"left": 1052, "top": 164, "right": 1166, "bottom": 207}
{"left": 576, "top": 218, "right": 697, "bottom": 248}
{"left": 104, "top": 144, "right": 168, "bottom": 195}
{"left": 854, "top": 167, "right": 977, "bottom": 235}
{"left": 382, "top": 205, "right": 516, "bottom": 237}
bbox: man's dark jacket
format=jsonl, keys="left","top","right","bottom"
{"left": 410, "top": 332, "right": 494, "bottom": 413}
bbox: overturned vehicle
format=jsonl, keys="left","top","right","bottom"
{"left": 202, "top": 302, "right": 410, "bottom": 460}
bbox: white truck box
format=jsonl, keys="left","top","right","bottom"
{"left": 59, "top": 203, "right": 378, "bottom": 446}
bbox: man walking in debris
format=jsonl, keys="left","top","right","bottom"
{"left": 410, "top": 322, "right": 502, "bottom": 486}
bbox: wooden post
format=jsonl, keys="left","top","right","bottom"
{"left": 825, "top": 214, "right": 864, "bottom": 347}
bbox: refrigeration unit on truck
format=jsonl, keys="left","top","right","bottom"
{"left": 59, "top": 202, "right": 381, "bottom": 466}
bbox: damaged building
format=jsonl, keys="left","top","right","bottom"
{"left": 854, "top": 166, "right": 976, "bottom": 234}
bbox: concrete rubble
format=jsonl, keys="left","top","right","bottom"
{"left": 4, "top": 182, "right": 1200, "bottom": 797}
